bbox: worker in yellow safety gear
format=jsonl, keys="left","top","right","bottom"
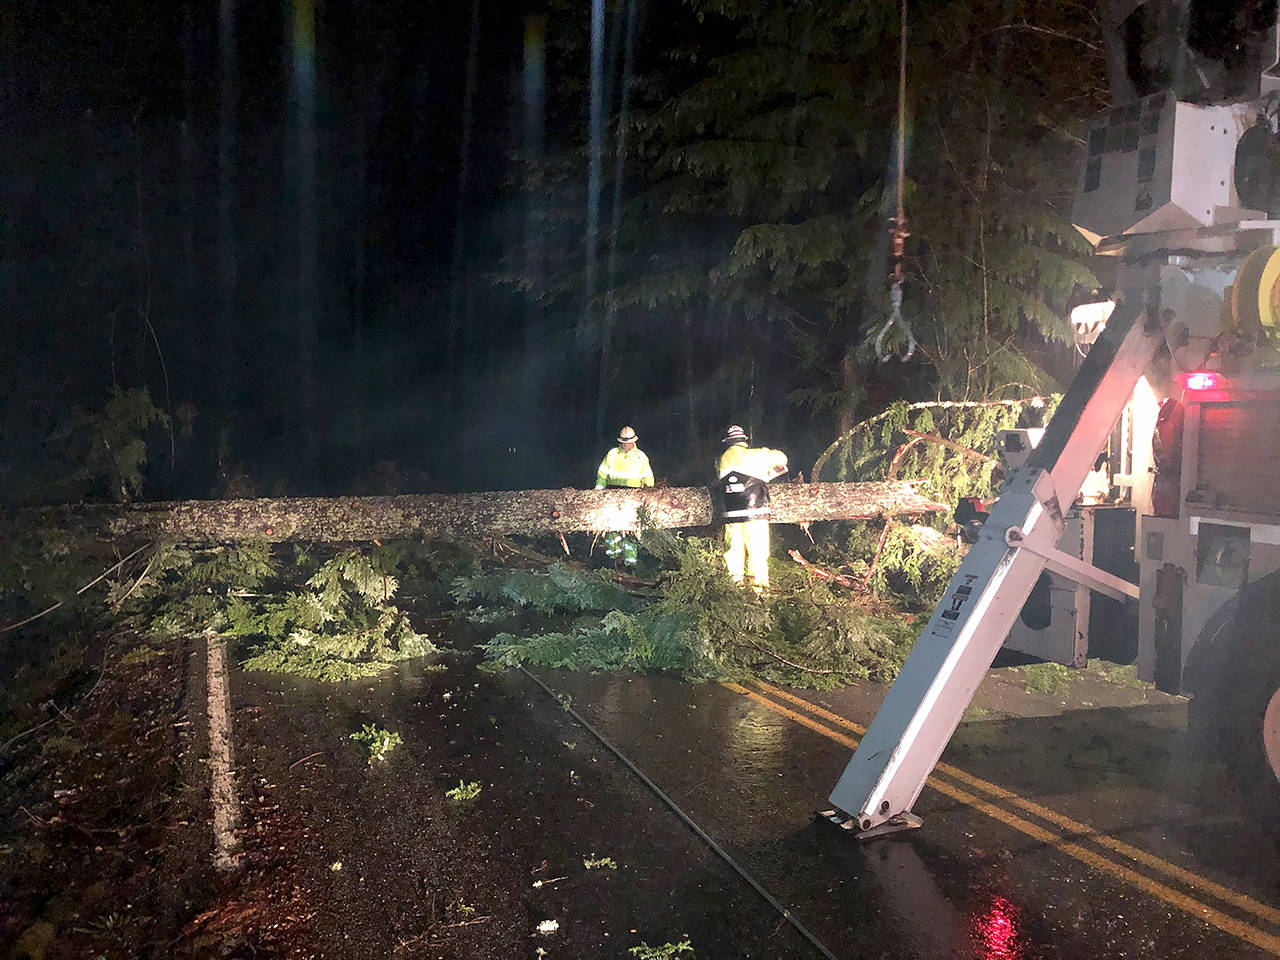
{"left": 717, "top": 424, "right": 788, "bottom": 590}
{"left": 595, "top": 426, "right": 654, "bottom": 565}
{"left": 595, "top": 425, "right": 654, "bottom": 489}
{"left": 596, "top": 427, "right": 655, "bottom": 488}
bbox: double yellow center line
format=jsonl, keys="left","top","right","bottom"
{"left": 722, "top": 679, "right": 1280, "bottom": 957}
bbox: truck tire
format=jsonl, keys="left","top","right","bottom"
{"left": 1184, "top": 569, "right": 1280, "bottom": 806}
{"left": 1265, "top": 689, "right": 1280, "bottom": 783}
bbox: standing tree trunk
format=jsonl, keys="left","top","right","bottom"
{"left": 217, "top": 0, "right": 238, "bottom": 428}
{"left": 291, "top": 0, "right": 320, "bottom": 484}
{"left": 837, "top": 349, "right": 857, "bottom": 437}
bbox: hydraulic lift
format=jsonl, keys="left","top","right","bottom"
{"left": 823, "top": 296, "right": 1166, "bottom": 837}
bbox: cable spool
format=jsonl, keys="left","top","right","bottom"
{"left": 1229, "top": 245, "right": 1280, "bottom": 338}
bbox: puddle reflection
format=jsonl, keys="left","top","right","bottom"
{"left": 971, "top": 894, "right": 1021, "bottom": 960}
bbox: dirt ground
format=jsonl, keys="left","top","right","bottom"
{"left": 0, "top": 628, "right": 218, "bottom": 959}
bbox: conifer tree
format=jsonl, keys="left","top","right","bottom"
{"left": 502, "top": 0, "right": 1109, "bottom": 466}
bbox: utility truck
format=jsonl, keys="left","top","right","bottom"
{"left": 826, "top": 0, "right": 1280, "bottom": 837}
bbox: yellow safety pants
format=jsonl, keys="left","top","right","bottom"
{"left": 723, "top": 519, "right": 772, "bottom": 590}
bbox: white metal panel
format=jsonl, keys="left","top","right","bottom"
{"left": 1166, "top": 101, "right": 1250, "bottom": 228}
{"left": 1180, "top": 537, "right": 1280, "bottom": 675}
{"left": 1136, "top": 515, "right": 1280, "bottom": 686}
{"left": 1003, "top": 514, "right": 1086, "bottom": 666}
{"left": 1074, "top": 97, "right": 1251, "bottom": 243}
{"left": 1189, "top": 516, "right": 1280, "bottom": 544}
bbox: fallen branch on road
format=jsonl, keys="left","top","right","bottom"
{"left": 787, "top": 549, "right": 859, "bottom": 589}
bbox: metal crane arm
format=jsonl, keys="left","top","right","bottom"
{"left": 826, "top": 297, "right": 1165, "bottom": 836}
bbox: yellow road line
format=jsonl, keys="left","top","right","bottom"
{"left": 721, "top": 681, "right": 1280, "bottom": 957}
{"left": 750, "top": 678, "right": 1280, "bottom": 929}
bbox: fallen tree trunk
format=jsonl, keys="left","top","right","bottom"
{"left": 25, "top": 482, "right": 947, "bottom": 545}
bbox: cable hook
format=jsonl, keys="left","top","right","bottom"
{"left": 875, "top": 277, "right": 916, "bottom": 362}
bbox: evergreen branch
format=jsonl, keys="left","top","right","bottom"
{"left": 987, "top": 22, "right": 1103, "bottom": 52}
{"left": 811, "top": 398, "right": 1048, "bottom": 480}
{"left": 111, "top": 549, "right": 160, "bottom": 611}
{"left": 0, "top": 541, "right": 156, "bottom": 637}
{"left": 898, "top": 430, "right": 997, "bottom": 467}
{"left": 709, "top": 611, "right": 842, "bottom": 676}
{"left": 729, "top": 638, "right": 842, "bottom": 675}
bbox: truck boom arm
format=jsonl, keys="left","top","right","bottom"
{"left": 827, "top": 298, "right": 1164, "bottom": 834}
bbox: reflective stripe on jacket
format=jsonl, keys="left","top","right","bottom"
{"left": 717, "top": 443, "right": 787, "bottom": 520}
{"left": 596, "top": 446, "right": 654, "bottom": 489}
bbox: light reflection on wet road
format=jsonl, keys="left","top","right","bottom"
{"left": 537, "top": 670, "right": 1280, "bottom": 960}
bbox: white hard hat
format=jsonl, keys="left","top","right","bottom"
{"left": 722, "top": 424, "right": 748, "bottom": 445}
{"left": 618, "top": 425, "right": 638, "bottom": 443}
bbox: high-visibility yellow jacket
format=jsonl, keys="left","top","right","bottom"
{"left": 596, "top": 446, "right": 654, "bottom": 489}
{"left": 717, "top": 442, "right": 788, "bottom": 520}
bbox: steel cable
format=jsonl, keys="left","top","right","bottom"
{"left": 519, "top": 666, "right": 841, "bottom": 960}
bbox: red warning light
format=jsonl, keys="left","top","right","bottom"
{"left": 1181, "top": 370, "right": 1221, "bottom": 391}
{"left": 973, "top": 895, "right": 1021, "bottom": 960}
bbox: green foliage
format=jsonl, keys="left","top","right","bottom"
{"left": 814, "top": 397, "right": 1059, "bottom": 500}
{"left": 188, "top": 539, "right": 277, "bottom": 591}
{"left": 100, "top": 540, "right": 440, "bottom": 682}
{"left": 484, "top": 615, "right": 649, "bottom": 674}
{"left": 65, "top": 387, "right": 170, "bottom": 502}
{"left": 1023, "top": 662, "right": 1075, "bottom": 696}
{"left": 350, "top": 723, "right": 402, "bottom": 762}
{"left": 229, "top": 548, "right": 436, "bottom": 681}
{"left": 451, "top": 563, "right": 635, "bottom": 616}
{"left": 583, "top": 855, "right": 618, "bottom": 870}
{"left": 1093, "top": 662, "right": 1146, "bottom": 689}
{"left": 112, "top": 540, "right": 276, "bottom": 642}
{"left": 445, "top": 901, "right": 478, "bottom": 923}
{"left": 119, "top": 644, "right": 162, "bottom": 666}
{"left": 0, "top": 523, "right": 102, "bottom": 611}
{"left": 40, "top": 734, "right": 84, "bottom": 762}
{"left": 476, "top": 533, "right": 918, "bottom": 687}
{"left": 0, "top": 526, "right": 190, "bottom": 632}
{"left": 445, "top": 780, "right": 482, "bottom": 802}
{"left": 859, "top": 524, "right": 961, "bottom": 607}
{"left": 809, "top": 396, "right": 1059, "bottom": 601}
{"left": 502, "top": 0, "right": 1104, "bottom": 463}
{"left": 629, "top": 941, "right": 695, "bottom": 960}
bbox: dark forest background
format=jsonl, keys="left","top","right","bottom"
{"left": 2, "top": 0, "right": 1115, "bottom": 503}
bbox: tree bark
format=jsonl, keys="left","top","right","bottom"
{"left": 28, "top": 482, "right": 946, "bottom": 545}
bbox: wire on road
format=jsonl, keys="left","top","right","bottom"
{"left": 519, "top": 666, "right": 841, "bottom": 960}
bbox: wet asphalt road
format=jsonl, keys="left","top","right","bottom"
{"left": 537, "top": 667, "right": 1280, "bottom": 960}
{"left": 231, "top": 656, "right": 832, "bottom": 959}
{"left": 230, "top": 654, "right": 1280, "bottom": 959}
